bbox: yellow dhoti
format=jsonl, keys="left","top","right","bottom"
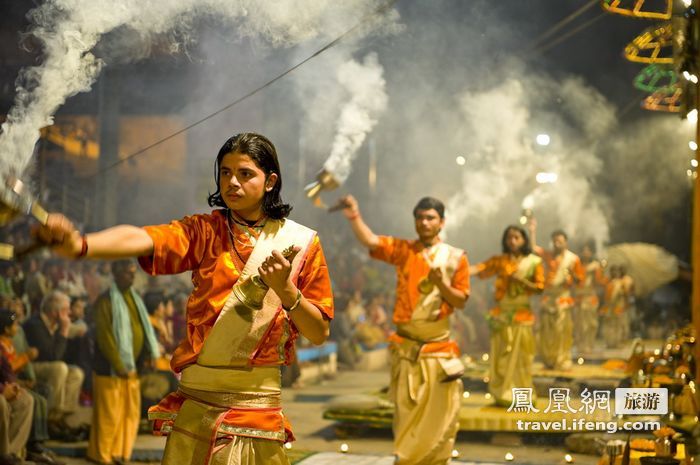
{"left": 154, "top": 365, "right": 289, "bottom": 465}
{"left": 488, "top": 297, "right": 536, "bottom": 406}
{"left": 575, "top": 294, "right": 599, "bottom": 355}
{"left": 87, "top": 375, "right": 141, "bottom": 464}
{"left": 602, "top": 311, "right": 629, "bottom": 349}
{"left": 390, "top": 335, "right": 462, "bottom": 465}
{"left": 539, "top": 291, "right": 574, "bottom": 370}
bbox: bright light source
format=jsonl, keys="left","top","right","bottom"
{"left": 690, "top": 141, "right": 698, "bottom": 151}
{"left": 482, "top": 353, "right": 489, "bottom": 362}
{"left": 688, "top": 109, "right": 698, "bottom": 123}
{"left": 536, "top": 172, "right": 558, "bottom": 184}
{"left": 505, "top": 452, "right": 515, "bottom": 462}
{"left": 455, "top": 156, "right": 466, "bottom": 166}
{"left": 485, "top": 393, "right": 492, "bottom": 400}
{"left": 577, "top": 357, "right": 585, "bottom": 365}
{"left": 452, "top": 450, "right": 460, "bottom": 458}
{"left": 536, "top": 134, "right": 551, "bottom": 146}
{"left": 565, "top": 454, "right": 574, "bottom": 463}
{"left": 683, "top": 0, "right": 692, "bottom": 7}
{"left": 689, "top": 169, "right": 693, "bottom": 177}
{"left": 463, "top": 391, "right": 471, "bottom": 399}
{"left": 683, "top": 71, "right": 698, "bottom": 83}
{"left": 284, "top": 442, "right": 292, "bottom": 450}
{"left": 340, "top": 443, "right": 349, "bottom": 453}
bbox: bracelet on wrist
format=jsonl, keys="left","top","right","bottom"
{"left": 283, "top": 289, "right": 302, "bottom": 312}
{"left": 77, "top": 235, "right": 88, "bottom": 258}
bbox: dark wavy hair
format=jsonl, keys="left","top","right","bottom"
{"left": 501, "top": 225, "right": 533, "bottom": 255}
{"left": 207, "top": 133, "right": 292, "bottom": 220}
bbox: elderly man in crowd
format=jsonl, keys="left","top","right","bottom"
{"left": 23, "top": 291, "right": 84, "bottom": 427}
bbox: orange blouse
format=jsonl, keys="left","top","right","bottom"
{"left": 474, "top": 254, "right": 545, "bottom": 301}
{"left": 370, "top": 236, "right": 470, "bottom": 323}
{"left": 138, "top": 210, "right": 334, "bottom": 373}
{"left": 0, "top": 337, "right": 29, "bottom": 373}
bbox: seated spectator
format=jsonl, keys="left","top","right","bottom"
{"left": 329, "top": 294, "right": 361, "bottom": 369}
{"left": 141, "top": 291, "right": 178, "bottom": 417}
{"left": 8, "top": 299, "right": 40, "bottom": 388}
{"left": 63, "top": 296, "right": 93, "bottom": 403}
{"left": 345, "top": 290, "right": 366, "bottom": 326}
{"left": 366, "top": 292, "right": 389, "bottom": 335}
{"left": 0, "top": 310, "right": 34, "bottom": 465}
{"left": 23, "top": 291, "right": 84, "bottom": 425}
{"left": 24, "top": 259, "right": 49, "bottom": 316}
{"left": 0, "top": 310, "right": 62, "bottom": 464}
{"left": 0, "top": 263, "right": 17, "bottom": 299}
{"left": 58, "top": 262, "right": 86, "bottom": 299}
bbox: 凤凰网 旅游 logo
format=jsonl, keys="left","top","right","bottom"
{"left": 614, "top": 388, "right": 668, "bottom": 415}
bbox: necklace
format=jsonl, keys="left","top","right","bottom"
{"left": 226, "top": 210, "right": 265, "bottom": 266}
{"left": 226, "top": 213, "right": 246, "bottom": 267}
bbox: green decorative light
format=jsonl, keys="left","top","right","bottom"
{"left": 634, "top": 64, "right": 678, "bottom": 94}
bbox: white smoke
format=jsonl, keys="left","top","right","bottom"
{"left": 444, "top": 74, "right": 615, "bottom": 251}
{"left": 322, "top": 52, "right": 388, "bottom": 183}
{"left": 0, "top": 0, "right": 398, "bottom": 178}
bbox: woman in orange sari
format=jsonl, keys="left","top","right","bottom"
{"left": 37, "top": 133, "right": 333, "bottom": 465}
{"left": 470, "top": 225, "right": 544, "bottom": 406}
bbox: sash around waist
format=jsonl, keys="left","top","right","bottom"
{"left": 498, "top": 294, "right": 531, "bottom": 310}
{"left": 180, "top": 364, "right": 281, "bottom": 396}
{"left": 177, "top": 384, "right": 281, "bottom": 410}
{"left": 395, "top": 318, "right": 450, "bottom": 343}
{"left": 544, "top": 287, "right": 572, "bottom": 298}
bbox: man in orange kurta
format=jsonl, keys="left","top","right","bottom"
{"left": 142, "top": 210, "right": 333, "bottom": 441}
{"left": 531, "top": 227, "right": 584, "bottom": 370}
{"left": 38, "top": 132, "right": 334, "bottom": 465}
{"left": 575, "top": 244, "right": 607, "bottom": 355}
{"left": 341, "top": 195, "right": 469, "bottom": 465}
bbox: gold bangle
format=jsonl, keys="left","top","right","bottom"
{"left": 283, "top": 289, "right": 302, "bottom": 312}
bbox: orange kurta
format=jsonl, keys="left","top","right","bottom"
{"left": 370, "top": 236, "right": 470, "bottom": 323}
{"left": 139, "top": 210, "right": 333, "bottom": 442}
{"left": 138, "top": 209, "right": 334, "bottom": 373}
{"left": 537, "top": 247, "right": 585, "bottom": 290}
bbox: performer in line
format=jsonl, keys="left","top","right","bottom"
{"left": 600, "top": 265, "right": 632, "bottom": 349}
{"left": 37, "top": 132, "right": 333, "bottom": 465}
{"left": 529, "top": 220, "right": 584, "bottom": 370}
{"left": 574, "top": 243, "right": 606, "bottom": 356}
{"left": 470, "top": 225, "right": 544, "bottom": 406}
{"left": 339, "top": 195, "right": 469, "bottom": 465}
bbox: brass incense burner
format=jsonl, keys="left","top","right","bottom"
{"left": 232, "top": 245, "right": 296, "bottom": 310}
{"left": 304, "top": 169, "right": 340, "bottom": 208}
{"left": 0, "top": 176, "right": 49, "bottom": 260}
{"left": 417, "top": 278, "right": 435, "bottom": 294}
